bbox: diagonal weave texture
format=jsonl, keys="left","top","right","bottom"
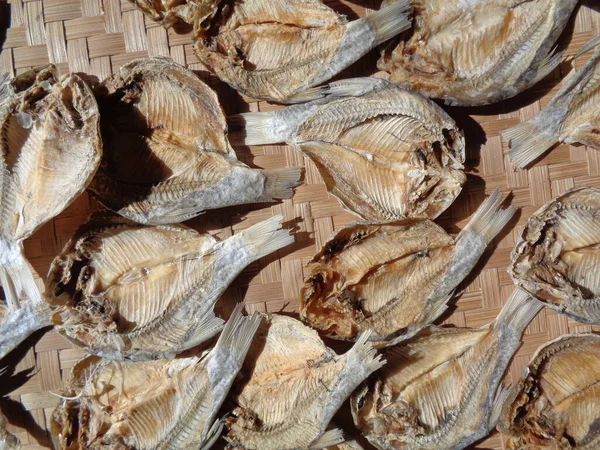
{"left": 1, "top": 0, "right": 600, "bottom": 449}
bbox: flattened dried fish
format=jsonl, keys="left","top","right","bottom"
{"left": 90, "top": 57, "right": 300, "bottom": 225}
{"left": 237, "top": 78, "right": 466, "bottom": 221}
{"left": 46, "top": 212, "right": 293, "bottom": 360}
{"left": 351, "top": 289, "right": 542, "bottom": 450}
{"left": 301, "top": 189, "right": 515, "bottom": 344}
{"left": 379, "top": 0, "right": 577, "bottom": 106}
{"left": 0, "top": 66, "right": 102, "bottom": 358}
{"left": 498, "top": 333, "right": 600, "bottom": 450}
{"left": 129, "top": 0, "right": 222, "bottom": 32}
{"left": 195, "top": 0, "right": 411, "bottom": 102}
{"left": 225, "top": 314, "right": 385, "bottom": 450}
{"left": 509, "top": 186, "right": 600, "bottom": 324}
{"left": 50, "top": 305, "right": 260, "bottom": 449}
{"left": 505, "top": 35, "right": 600, "bottom": 168}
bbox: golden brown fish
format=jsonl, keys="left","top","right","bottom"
{"left": 379, "top": 0, "right": 578, "bottom": 106}
{"left": 195, "top": 0, "right": 411, "bottom": 103}
{"left": 89, "top": 57, "right": 300, "bottom": 225}
{"left": 351, "top": 289, "right": 542, "bottom": 450}
{"left": 0, "top": 66, "right": 102, "bottom": 359}
{"left": 300, "top": 189, "right": 515, "bottom": 344}
{"left": 505, "top": 35, "right": 600, "bottom": 168}
{"left": 237, "top": 78, "right": 466, "bottom": 221}
{"left": 509, "top": 186, "right": 600, "bottom": 324}
{"left": 50, "top": 305, "right": 260, "bottom": 449}
{"left": 225, "top": 314, "right": 385, "bottom": 450}
{"left": 45, "top": 212, "right": 292, "bottom": 360}
{"left": 498, "top": 333, "right": 600, "bottom": 450}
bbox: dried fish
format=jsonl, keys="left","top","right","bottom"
{"left": 0, "top": 66, "right": 102, "bottom": 359}
{"left": 89, "top": 57, "right": 301, "bottom": 225}
{"left": 300, "top": 189, "right": 515, "bottom": 344}
{"left": 498, "top": 333, "right": 600, "bottom": 450}
{"left": 505, "top": 34, "right": 600, "bottom": 168}
{"left": 129, "top": 0, "right": 222, "bottom": 32}
{"left": 509, "top": 186, "right": 600, "bottom": 324}
{"left": 237, "top": 78, "right": 466, "bottom": 221}
{"left": 50, "top": 305, "right": 260, "bottom": 450}
{"left": 0, "top": 412, "right": 19, "bottom": 450}
{"left": 45, "top": 212, "right": 293, "bottom": 360}
{"left": 351, "top": 289, "right": 542, "bottom": 450}
{"left": 195, "top": 0, "right": 411, "bottom": 102}
{"left": 379, "top": 0, "right": 577, "bottom": 106}
{"left": 225, "top": 314, "right": 385, "bottom": 450}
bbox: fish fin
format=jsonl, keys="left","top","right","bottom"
{"left": 350, "top": 330, "right": 386, "bottom": 373}
{"left": 147, "top": 205, "right": 206, "bottom": 225}
{"left": 503, "top": 120, "right": 558, "bottom": 169}
{"left": 576, "top": 33, "right": 600, "bottom": 58}
{"left": 495, "top": 288, "right": 542, "bottom": 332}
{"left": 286, "top": 77, "right": 385, "bottom": 103}
{"left": 180, "top": 311, "right": 225, "bottom": 352}
{"left": 363, "top": 0, "right": 412, "bottom": 45}
{"left": 201, "top": 418, "right": 225, "bottom": 450}
{"left": 489, "top": 383, "right": 512, "bottom": 430}
{"left": 0, "top": 246, "right": 43, "bottom": 309}
{"left": 309, "top": 428, "right": 345, "bottom": 449}
{"left": 460, "top": 188, "right": 516, "bottom": 246}
{"left": 529, "top": 47, "right": 565, "bottom": 88}
{"left": 231, "top": 111, "right": 282, "bottom": 145}
{"left": 238, "top": 215, "right": 294, "bottom": 261}
{"left": 211, "top": 303, "right": 261, "bottom": 367}
{"left": 263, "top": 167, "right": 302, "bottom": 200}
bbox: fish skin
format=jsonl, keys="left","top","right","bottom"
{"left": 236, "top": 77, "right": 466, "bottom": 221}
{"left": 351, "top": 289, "right": 542, "bottom": 450}
{"left": 194, "top": 0, "right": 411, "bottom": 103}
{"left": 498, "top": 333, "right": 600, "bottom": 450}
{"left": 45, "top": 211, "right": 293, "bottom": 360}
{"left": 0, "top": 65, "right": 101, "bottom": 358}
{"left": 509, "top": 185, "right": 600, "bottom": 324}
{"left": 50, "top": 306, "right": 261, "bottom": 450}
{"left": 300, "top": 189, "right": 515, "bottom": 345}
{"left": 225, "top": 314, "right": 385, "bottom": 450}
{"left": 128, "top": 0, "right": 222, "bottom": 32}
{"left": 89, "top": 57, "right": 301, "bottom": 225}
{"left": 379, "top": 0, "right": 578, "bottom": 106}
{"left": 504, "top": 34, "right": 600, "bottom": 168}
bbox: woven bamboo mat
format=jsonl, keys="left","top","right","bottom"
{"left": 1, "top": 0, "right": 600, "bottom": 448}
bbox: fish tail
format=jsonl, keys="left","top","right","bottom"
{"left": 309, "top": 428, "right": 345, "bottom": 449}
{"left": 230, "top": 111, "right": 283, "bottom": 146}
{"left": 238, "top": 215, "right": 294, "bottom": 261}
{"left": 0, "top": 243, "right": 43, "bottom": 309}
{"left": 350, "top": 330, "right": 386, "bottom": 373}
{"left": 0, "top": 301, "right": 51, "bottom": 359}
{"left": 212, "top": 303, "right": 261, "bottom": 364}
{"left": 363, "top": 0, "right": 412, "bottom": 45}
{"left": 263, "top": 167, "right": 302, "bottom": 200}
{"left": 179, "top": 311, "right": 225, "bottom": 352}
{"left": 462, "top": 188, "right": 516, "bottom": 246}
{"left": 503, "top": 119, "right": 558, "bottom": 169}
{"left": 495, "top": 288, "right": 542, "bottom": 332}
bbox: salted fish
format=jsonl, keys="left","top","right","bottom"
{"left": 300, "top": 189, "right": 515, "bottom": 345}
{"left": 50, "top": 305, "right": 260, "bottom": 449}
{"left": 194, "top": 0, "right": 411, "bottom": 103}
{"left": 89, "top": 57, "right": 300, "bottom": 225}
{"left": 378, "top": 0, "right": 577, "bottom": 106}
{"left": 44, "top": 212, "right": 292, "bottom": 360}
{"left": 351, "top": 289, "right": 543, "bottom": 450}
{"left": 498, "top": 333, "right": 600, "bottom": 450}
{"left": 509, "top": 186, "right": 600, "bottom": 324}
{"left": 224, "top": 314, "right": 385, "bottom": 450}
{"left": 0, "top": 66, "right": 102, "bottom": 359}
{"left": 505, "top": 34, "right": 600, "bottom": 168}
{"left": 237, "top": 77, "right": 466, "bottom": 221}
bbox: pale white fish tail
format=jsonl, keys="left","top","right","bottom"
{"left": 363, "top": 0, "right": 412, "bottom": 45}
{"left": 0, "top": 301, "right": 52, "bottom": 359}
{"left": 234, "top": 215, "right": 294, "bottom": 262}
{"left": 309, "top": 428, "right": 345, "bottom": 449}
{"left": 488, "top": 383, "right": 512, "bottom": 430}
{"left": 495, "top": 288, "right": 543, "bottom": 332}
{"left": 428, "top": 189, "right": 515, "bottom": 301}
{"left": 348, "top": 330, "right": 387, "bottom": 375}
{"left": 204, "top": 305, "right": 261, "bottom": 443}
{"left": 0, "top": 242, "right": 43, "bottom": 309}
{"left": 263, "top": 167, "right": 302, "bottom": 200}
{"left": 178, "top": 310, "right": 225, "bottom": 353}
{"left": 503, "top": 119, "right": 559, "bottom": 169}
{"left": 230, "top": 110, "right": 283, "bottom": 146}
